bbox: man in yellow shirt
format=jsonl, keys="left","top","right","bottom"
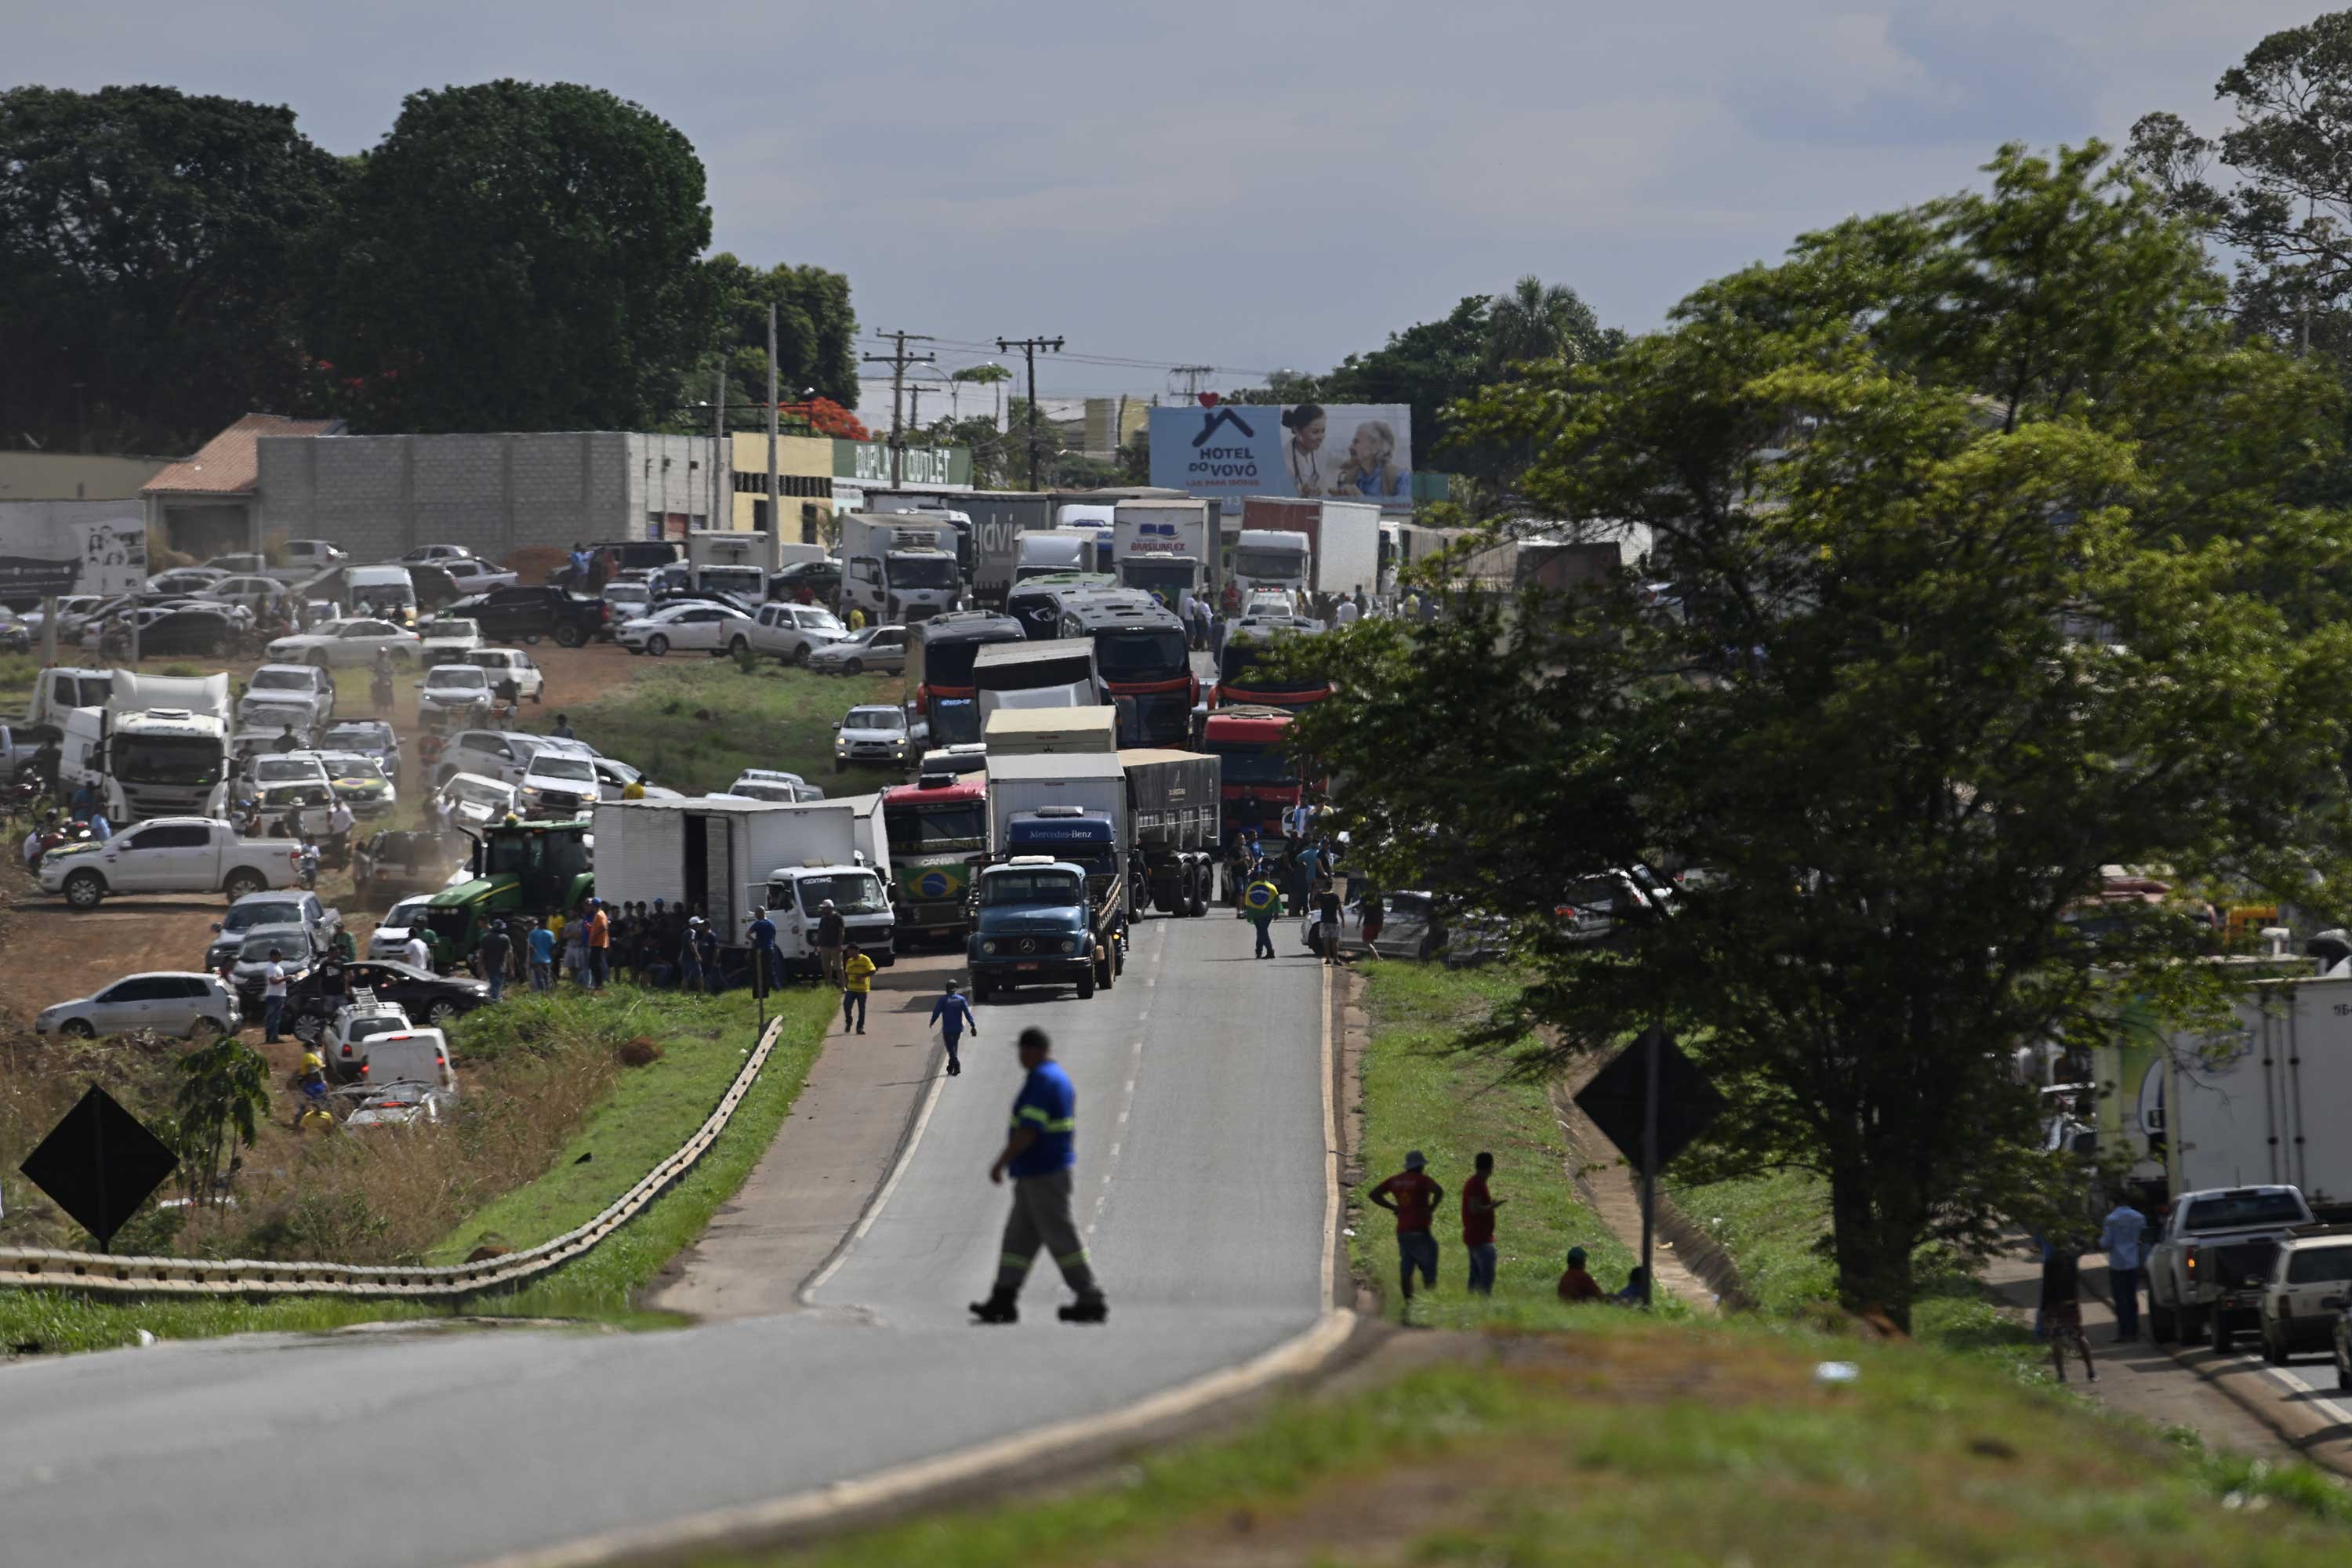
{"left": 621, "top": 779, "right": 646, "bottom": 800}
{"left": 848, "top": 605, "right": 867, "bottom": 633}
{"left": 841, "top": 942, "right": 876, "bottom": 1033}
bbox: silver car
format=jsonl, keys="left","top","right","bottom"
{"left": 806, "top": 624, "right": 908, "bottom": 676}
{"left": 36, "top": 972, "right": 241, "bottom": 1040}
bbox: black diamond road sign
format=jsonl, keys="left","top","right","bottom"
{"left": 1573, "top": 1028, "right": 1726, "bottom": 1175}
{"left": 18, "top": 1086, "right": 179, "bottom": 1250}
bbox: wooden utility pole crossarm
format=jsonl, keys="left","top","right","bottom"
{"left": 862, "top": 331, "right": 937, "bottom": 487}
{"left": 996, "top": 336, "right": 1065, "bottom": 489}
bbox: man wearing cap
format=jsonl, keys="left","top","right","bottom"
{"left": 815, "top": 898, "right": 845, "bottom": 987}
{"left": 1368, "top": 1151, "right": 1445, "bottom": 1304}
{"left": 679, "top": 916, "right": 707, "bottom": 993}
{"left": 971, "top": 1027, "right": 1107, "bottom": 1325}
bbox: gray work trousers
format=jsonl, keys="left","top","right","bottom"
{"left": 994, "top": 1169, "right": 1099, "bottom": 1297}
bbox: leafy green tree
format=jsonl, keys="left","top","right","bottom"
{"left": 1483, "top": 274, "right": 1620, "bottom": 376}
{"left": 0, "top": 85, "right": 343, "bottom": 451}
{"left": 175, "top": 1035, "right": 271, "bottom": 1209}
{"left": 315, "top": 81, "right": 717, "bottom": 433}
{"left": 1116, "top": 423, "right": 1150, "bottom": 484}
{"left": 695, "top": 254, "right": 858, "bottom": 419}
{"left": 1298, "top": 144, "right": 2352, "bottom": 1325}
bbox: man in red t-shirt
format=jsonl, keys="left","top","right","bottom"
{"left": 1461, "top": 1151, "right": 1506, "bottom": 1295}
{"left": 1367, "top": 1150, "right": 1445, "bottom": 1302}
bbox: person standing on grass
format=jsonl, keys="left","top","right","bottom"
{"left": 815, "top": 898, "right": 845, "bottom": 987}
{"left": 1557, "top": 1247, "right": 1603, "bottom": 1304}
{"left": 1461, "top": 1152, "right": 1505, "bottom": 1295}
{"left": 841, "top": 942, "right": 875, "bottom": 1033}
{"left": 678, "top": 917, "right": 707, "bottom": 993}
{"left": 528, "top": 916, "right": 556, "bottom": 993}
{"left": 551, "top": 713, "right": 575, "bottom": 742}
{"left": 1367, "top": 1151, "right": 1444, "bottom": 1305}
{"left": 477, "top": 919, "right": 512, "bottom": 1004}
{"left": 2102, "top": 1196, "right": 2149, "bottom": 1345}
{"left": 746, "top": 906, "right": 781, "bottom": 994}
{"left": 261, "top": 947, "right": 289, "bottom": 1044}
{"left": 586, "top": 898, "right": 610, "bottom": 990}
{"left": 930, "top": 978, "right": 977, "bottom": 1076}
{"left": 970, "top": 1027, "right": 1108, "bottom": 1325}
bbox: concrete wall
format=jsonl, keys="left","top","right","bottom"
{"left": 0, "top": 452, "right": 172, "bottom": 501}
{"left": 256, "top": 433, "right": 731, "bottom": 561}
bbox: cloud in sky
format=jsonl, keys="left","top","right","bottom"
{"left": 4, "top": 0, "right": 2333, "bottom": 398}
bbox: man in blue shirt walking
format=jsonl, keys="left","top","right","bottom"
{"left": 929, "top": 978, "right": 978, "bottom": 1076}
{"left": 971, "top": 1027, "right": 1108, "bottom": 1325}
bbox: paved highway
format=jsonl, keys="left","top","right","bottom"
{"left": 0, "top": 914, "right": 1335, "bottom": 1568}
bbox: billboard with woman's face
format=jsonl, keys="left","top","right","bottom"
{"left": 1149, "top": 402, "right": 1413, "bottom": 510}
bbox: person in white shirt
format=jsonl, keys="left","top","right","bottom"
{"left": 328, "top": 799, "right": 355, "bottom": 840}
{"left": 1335, "top": 598, "right": 1360, "bottom": 627}
{"left": 403, "top": 933, "right": 432, "bottom": 973}
{"left": 262, "top": 949, "right": 290, "bottom": 1043}
{"left": 21, "top": 826, "right": 42, "bottom": 873}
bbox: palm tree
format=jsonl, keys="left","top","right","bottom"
{"left": 1484, "top": 275, "right": 1607, "bottom": 376}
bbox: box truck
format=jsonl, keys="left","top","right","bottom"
{"left": 592, "top": 794, "right": 895, "bottom": 968}
{"left": 1240, "top": 497, "right": 1381, "bottom": 598}
{"left": 837, "top": 514, "right": 962, "bottom": 626}
{"left": 1112, "top": 499, "right": 1210, "bottom": 615}
{"left": 973, "top": 637, "right": 1102, "bottom": 724}
{"left": 983, "top": 706, "right": 1120, "bottom": 757}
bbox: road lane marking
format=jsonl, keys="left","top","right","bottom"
{"left": 798, "top": 1050, "right": 949, "bottom": 1301}
{"left": 1319, "top": 956, "right": 1337, "bottom": 1306}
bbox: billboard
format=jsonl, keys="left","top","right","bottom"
{"left": 0, "top": 503, "right": 147, "bottom": 599}
{"left": 1149, "top": 401, "right": 1414, "bottom": 510}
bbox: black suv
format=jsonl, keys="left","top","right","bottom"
{"left": 445, "top": 586, "right": 608, "bottom": 648}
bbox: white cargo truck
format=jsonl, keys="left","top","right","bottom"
{"left": 1014, "top": 529, "right": 1109, "bottom": 583}
{"left": 2158, "top": 974, "right": 2352, "bottom": 1218}
{"left": 1239, "top": 497, "right": 1381, "bottom": 598}
{"left": 1112, "top": 500, "right": 1210, "bottom": 615}
{"left": 838, "top": 514, "right": 961, "bottom": 626}
{"left": 592, "top": 794, "right": 895, "bottom": 969}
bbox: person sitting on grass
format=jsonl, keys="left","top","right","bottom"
{"left": 1557, "top": 1246, "right": 1603, "bottom": 1305}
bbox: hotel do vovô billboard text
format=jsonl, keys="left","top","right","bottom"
{"left": 1148, "top": 401, "right": 1414, "bottom": 510}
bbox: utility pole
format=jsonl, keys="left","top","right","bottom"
{"left": 767, "top": 304, "right": 781, "bottom": 554}
{"left": 862, "top": 331, "right": 936, "bottom": 487}
{"left": 996, "top": 336, "right": 1063, "bottom": 490}
{"left": 713, "top": 365, "right": 728, "bottom": 528}
{"left": 1170, "top": 364, "right": 1214, "bottom": 400}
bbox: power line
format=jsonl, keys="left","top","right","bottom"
{"left": 995, "top": 336, "right": 1063, "bottom": 488}
{"left": 859, "top": 330, "right": 936, "bottom": 485}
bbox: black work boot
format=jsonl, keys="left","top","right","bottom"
{"left": 1058, "top": 1292, "right": 1109, "bottom": 1324}
{"left": 969, "top": 1288, "right": 1019, "bottom": 1324}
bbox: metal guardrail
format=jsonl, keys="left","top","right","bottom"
{"left": 0, "top": 1012, "right": 787, "bottom": 1299}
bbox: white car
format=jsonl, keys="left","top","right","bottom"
{"left": 148, "top": 567, "right": 229, "bottom": 594}
{"left": 747, "top": 602, "right": 851, "bottom": 664}
{"left": 206, "top": 574, "right": 292, "bottom": 612}
{"left": 400, "top": 544, "right": 475, "bottom": 564}
{"left": 833, "top": 704, "right": 917, "bottom": 772}
{"left": 728, "top": 768, "right": 826, "bottom": 803}
{"left": 434, "top": 728, "right": 550, "bottom": 788}
{"left": 321, "top": 719, "right": 401, "bottom": 780}
{"left": 266, "top": 618, "right": 421, "bottom": 669}
{"left": 418, "top": 663, "right": 494, "bottom": 719}
{"left": 305, "top": 994, "right": 415, "bottom": 1080}
{"left": 307, "top": 750, "right": 399, "bottom": 820}
{"left": 417, "top": 617, "right": 483, "bottom": 662}
{"left": 245, "top": 752, "right": 333, "bottom": 793}
{"left": 463, "top": 648, "right": 545, "bottom": 703}
{"left": 369, "top": 895, "right": 437, "bottom": 960}
{"left": 441, "top": 559, "right": 519, "bottom": 593}
{"left": 278, "top": 539, "right": 348, "bottom": 577}
{"left": 34, "top": 972, "right": 241, "bottom": 1040}
{"left": 600, "top": 582, "right": 652, "bottom": 630}
{"left": 439, "top": 771, "right": 518, "bottom": 829}
{"left": 238, "top": 663, "right": 337, "bottom": 730}
{"left": 617, "top": 601, "right": 753, "bottom": 658}
{"left": 517, "top": 750, "right": 602, "bottom": 817}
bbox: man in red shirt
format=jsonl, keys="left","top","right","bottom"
{"left": 1557, "top": 1246, "right": 1603, "bottom": 1305}
{"left": 1367, "top": 1150, "right": 1445, "bottom": 1303}
{"left": 1461, "top": 1151, "right": 1505, "bottom": 1295}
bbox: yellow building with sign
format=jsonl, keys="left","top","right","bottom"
{"left": 727, "top": 432, "right": 839, "bottom": 539}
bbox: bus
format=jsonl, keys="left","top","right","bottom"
{"left": 1213, "top": 616, "right": 1332, "bottom": 710}
{"left": 906, "top": 611, "right": 1024, "bottom": 747}
{"left": 1054, "top": 588, "right": 1195, "bottom": 748}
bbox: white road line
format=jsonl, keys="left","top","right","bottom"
{"left": 2261, "top": 1359, "right": 2352, "bottom": 1425}
{"left": 798, "top": 1052, "right": 949, "bottom": 1301}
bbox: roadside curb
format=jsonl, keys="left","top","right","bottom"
{"left": 2160, "top": 1341, "right": 2352, "bottom": 1479}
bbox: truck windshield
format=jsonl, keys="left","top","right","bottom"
{"left": 1234, "top": 547, "right": 1303, "bottom": 581}
{"left": 930, "top": 698, "right": 981, "bottom": 746}
{"left": 485, "top": 830, "right": 588, "bottom": 882}
{"left": 2186, "top": 1192, "right": 2309, "bottom": 1231}
{"left": 1205, "top": 743, "right": 1294, "bottom": 785}
{"left": 889, "top": 555, "right": 959, "bottom": 589}
{"left": 1119, "top": 561, "right": 1196, "bottom": 601}
{"left": 250, "top": 670, "right": 310, "bottom": 691}
{"left": 978, "top": 652, "right": 1094, "bottom": 693}
{"left": 118, "top": 735, "right": 224, "bottom": 786}
{"left": 921, "top": 637, "right": 1010, "bottom": 688}
{"left": 887, "top": 805, "right": 986, "bottom": 849}
{"left": 795, "top": 872, "right": 889, "bottom": 916}
{"left": 980, "top": 872, "right": 1084, "bottom": 906}
{"left": 1094, "top": 628, "right": 1189, "bottom": 683}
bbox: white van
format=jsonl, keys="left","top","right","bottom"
{"left": 354, "top": 1025, "right": 457, "bottom": 1095}
{"left": 439, "top": 771, "right": 517, "bottom": 829}
{"left": 347, "top": 565, "right": 419, "bottom": 623}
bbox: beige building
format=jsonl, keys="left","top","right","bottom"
{"left": 0, "top": 451, "right": 176, "bottom": 502}
{"left": 727, "top": 431, "right": 840, "bottom": 539}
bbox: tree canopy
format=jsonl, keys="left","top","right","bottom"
{"left": 0, "top": 85, "right": 343, "bottom": 452}
{"left": 1296, "top": 144, "right": 2352, "bottom": 1323}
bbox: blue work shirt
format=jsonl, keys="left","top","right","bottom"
{"left": 2101, "top": 1204, "right": 2148, "bottom": 1272}
{"left": 930, "top": 993, "right": 977, "bottom": 1039}
{"left": 1007, "top": 1061, "right": 1076, "bottom": 1178}
{"left": 747, "top": 915, "right": 778, "bottom": 949}
{"left": 528, "top": 927, "right": 554, "bottom": 964}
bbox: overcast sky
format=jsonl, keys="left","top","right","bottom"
{"left": 10, "top": 2, "right": 2328, "bottom": 402}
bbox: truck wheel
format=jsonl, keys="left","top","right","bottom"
{"left": 2263, "top": 1327, "right": 2286, "bottom": 1366}
{"left": 63, "top": 869, "right": 105, "bottom": 910}
{"left": 2179, "top": 1306, "right": 2205, "bottom": 1345}
{"left": 1076, "top": 965, "right": 1094, "bottom": 1000}
{"left": 554, "top": 625, "right": 586, "bottom": 648}
{"left": 2212, "top": 1312, "right": 2234, "bottom": 1356}
{"left": 1095, "top": 947, "right": 1114, "bottom": 990}
{"left": 2149, "top": 1300, "right": 2176, "bottom": 1344}
{"left": 223, "top": 869, "right": 265, "bottom": 902}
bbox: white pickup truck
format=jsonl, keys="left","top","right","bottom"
{"left": 2146, "top": 1184, "right": 2314, "bottom": 1350}
{"left": 40, "top": 817, "right": 306, "bottom": 909}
